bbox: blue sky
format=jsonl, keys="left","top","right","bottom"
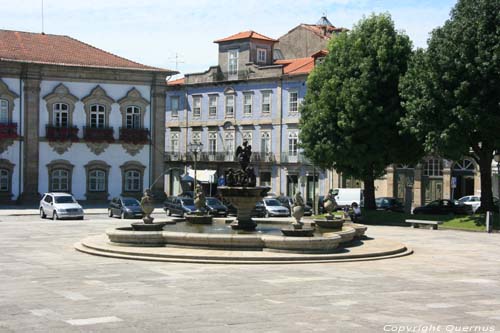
{"left": 1, "top": 0, "right": 457, "bottom": 77}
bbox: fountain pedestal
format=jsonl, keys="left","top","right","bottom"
{"left": 218, "top": 186, "right": 269, "bottom": 231}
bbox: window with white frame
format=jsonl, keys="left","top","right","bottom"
{"left": 423, "top": 158, "right": 443, "bottom": 176}
{"left": 225, "top": 95, "right": 235, "bottom": 117}
{"left": 242, "top": 131, "right": 252, "bottom": 146}
{"left": 90, "top": 104, "right": 106, "bottom": 128}
{"left": 257, "top": 48, "right": 267, "bottom": 63}
{"left": 289, "top": 91, "right": 298, "bottom": 113}
{"left": 171, "top": 96, "right": 179, "bottom": 118}
{"left": 192, "top": 96, "right": 201, "bottom": 118}
{"left": 0, "top": 169, "right": 9, "bottom": 191}
{"left": 208, "top": 95, "right": 218, "bottom": 117}
{"left": 228, "top": 50, "right": 238, "bottom": 75}
{"left": 260, "top": 131, "right": 271, "bottom": 154}
{"left": 89, "top": 169, "right": 106, "bottom": 192}
{"left": 125, "top": 170, "right": 141, "bottom": 192}
{"left": 208, "top": 132, "right": 217, "bottom": 153}
{"left": 170, "top": 132, "right": 179, "bottom": 152}
{"left": 261, "top": 91, "right": 271, "bottom": 114}
{"left": 243, "top": 93, "right": 252, "bottom": 115}
{"left": 0, "top": 99, "right": 8, "bottom": 123}
{"left": 224, "top": 131, "right": 235, "bottom": 154}
{"left": 126, "top": 106, "right": 141, "bottom": 129}
{"left": 51, "top": 169, "right": 69, "bottom": 192}
{"left": 288, "top": 131, "right": 298, "bottom": 156}
{"left": 192, "top": 131, "right": 202, "bottom": 145}
{"left": 53, "top": 103, "right": 69, "bottom": 127}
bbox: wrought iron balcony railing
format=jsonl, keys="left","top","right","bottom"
{"left": 165, "top": 151, "right": 278, "bottom": 163}
{"left": 0, "top": 122, "right": 18, "bottom": 139}
{"left": 280, "top": 152, "right": 311, "bottom": 164}
{"left": 119, "top": 127, "right": 150, "bottom": 144}
{"left": 45, "top": 125, "right": 79, "bottom": 141}
{"left": 83, "top": 126, "right": 114, "bottom": 143}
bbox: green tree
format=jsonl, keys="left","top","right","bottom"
{"left": 400, "top": 0, "right": 500, "bottom": 211}
{"left": 300, "top": 13, "right": 417, "bottom": 210}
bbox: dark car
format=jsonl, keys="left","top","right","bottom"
{"left": 108, "top": 197, "right": 144, "bottom": 219}
{"left": 276, "top": 196, "right": 312, "bottom": 216}
{"left": 375, "top": 197, "right": 404, "bottom": 212}
{"left": 164, "top": 196, "right": 196, "bottom": 217}
{"left": 252, "top": 201, "right": 267, "bottom": 217}
{"left": 205, "top": 197, "right": 228, "bottom": 217}
{"left": 413, "top": 199, "right": 472, "bottom": 215}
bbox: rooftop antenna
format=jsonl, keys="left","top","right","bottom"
{"left": 41, "top": 0, "right": 45, "bottom": 34}
{"left": 168, "top": 53, "right": 185, "bottom": 71}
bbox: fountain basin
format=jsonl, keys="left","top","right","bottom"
{"left": 314, "top": 218, "right": 344, "bottom": 230}
{"left": 131, "top": 222, "right": 168, "bottom": 231}
{"left": 185, "top": 214, "right": 213, "bottom": 225}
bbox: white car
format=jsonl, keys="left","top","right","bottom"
{"left": 40, "top": 192, "right": 84, "bottom": 220}
{"left": 262, "top": 198, "right": 290, "bottom": 217}
{"left": 456, "top": 195, "right": 481, "bottom": 213}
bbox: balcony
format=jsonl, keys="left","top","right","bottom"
{"left": 83, "top": 126, "right": 114, "bottom": 143}
{"left": 280, "top": 152, "right": 312, "bottom": 164}
{"left": 0, "top": 123, "right": 18, "bottom": 139}
{"left": 165, "top": 151, "right": 183, "bottom": 162}
{"left": 45, "top": 125, "right": 79, "bottom": 141}
{"left": 119, "top": 127, "right": 150, "bottom": 145}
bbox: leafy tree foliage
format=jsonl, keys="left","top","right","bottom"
{"left": 400, "top": 0, "right": 500, "bottom": 211}
{"left": 300, "top": 13, "right": 416, "bottom": 209}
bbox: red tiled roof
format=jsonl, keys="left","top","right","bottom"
{"left": 311, "top": 49, "right": 328, "bottom": 58}
{"left": 0, "top": 29, "right": 175, "bottom": 72}
{"left": 167, "top": 77, "right": 185, "bottom": 86}
{"left": 214, "top": 31, "right": 277, "bottom": 43}
{"left": 300, "top": 24, "right": 347, "bottom": 40}
{"left": 275, "top": 57, "right": 315, "bottom": 75}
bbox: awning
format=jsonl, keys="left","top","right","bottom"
{"left": 182, "top": 169, "right": 217, "bottom": 183}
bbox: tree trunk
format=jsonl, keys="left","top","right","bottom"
{"left": 363, "top": 173, "right": 376, "bottom": 210}
{"left": 478, "top": 156, "right": 494, "bottom": 212}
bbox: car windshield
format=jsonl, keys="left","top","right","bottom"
{"left": 55, "top": 196, "right": 76, "bottom": 203}
{"left": 123, "top": 199, "right": 139, "bottom": 206}
{"left": 265, "top": 199, "right": 281, "bottom": 206}
{"left": 206, "top": 198, "right": 222, "bottom": 205}
{"left": 181, "top": 199, "right": 194, "bottom": 205}
{"left": 458, "top": 197, "right": 469, "bottom": 203}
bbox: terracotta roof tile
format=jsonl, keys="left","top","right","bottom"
{"left": 214, "top": 31, "right": 277, "bottom": 43}
{"left": 300, "top": 24, "right": 347, "bottom": 40}
{"left": 167, "top": 77, "right": 185, "bottom": 86}
{"left": 0, "top": 29, "right": 175, "bottom": 72}
{"left": 275, "top": 57, "right": 315, "bottom": 75}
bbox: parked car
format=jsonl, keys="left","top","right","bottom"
{"left": 262, "top": 198, "right": 290, "bottom": 217}
{"left": 375, "top": 197, "right": 404, "bottom": 212}
{"left": 205, "top": 197, "right": 228, "bottom": 217}
{"left": 332, "top": 188, "right": 364, "bottom": 208}
{"left": 412, "top": 199, "right": 472, "bottom": 215}
{"left": 163, "top": 196, "right": 196, "bottom": 217}
{"left": 276, "top": 196, "right": 312, "bottom": 216}
{"left": 456, "top": 195, "right": 481, "bottom": 213}
{"left": 179, "top": 191, "right": 194, "bottom": 198}
{"left": 39, "top": 192, "right": 84, "bottom": 220}
{"left": 252, "top": 201, "right": 267, "bottom": 217}
{"left": 108, "top": 197, "right": 144, "bottom": 219}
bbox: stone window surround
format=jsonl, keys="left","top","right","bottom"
{"left": 120, "top": 161, "right": 146, "bottom": 196}
{"left": 84, "top": 160, "right": 111, "bottom": 201}
{"left": 288, "top": 89, "right": 299, "bottom": 113}
{"left": 46, "top": 159, "right": 74, "bottom": 193}
{"left": 81, "top": 85, "right": 114, "bottom": 128}
{"left": 170, "top": 96, "right": 180, "bottom": 118}
{"left": 288, "top": 130, "right": 299, "bottom": 156}
{"left": 257, "top": 48, "right": 267, "bottom": 64}
{"left": 0, "top": 79, "right": 19, "bottom": 123}
{"left": 208, "top": 94, "right": 218, "bottom": 118}
{"left": 261, "top": 90, "right": 272, "bottom": 115}
{"left": 208, "top": 131, "right": 217, "bottom": 153}
{"left": 118, "top": 87, "right": 149, "bottom": 128}
{"left": 224, "top": 87, "right": 236, "bottom": 118}
{"left": 43, "top": 83, "right": 79, "bottom": 128}
{"left": 0, "top": 159, "right": 14, "bottom": 199}
{"left": 192, "top": 95, "right": 202, "bottom": 118}
{"left": 243, "top": 91, "right": 253, "bottom": 116}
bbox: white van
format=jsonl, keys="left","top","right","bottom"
{"left": 332, "top": 188, "right": 364, "bottom": 208}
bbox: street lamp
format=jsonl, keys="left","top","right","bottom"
{"left": 494, "top": 150, "right": 500, "bottom": 229}
{"left": 188, "top": 142, "right": 203, "bottom": 189}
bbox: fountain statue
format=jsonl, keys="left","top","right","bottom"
{"left": 324, "top": 189, "right": 337, "bottom": 220}
{"left": 185, "top": 184, "right": 213, "bottom": 224}
{"left": 281, "top": 192, "right": 315, "bottom": 237}
{"left": 218, "top": 141, "right": 269, "bottom": 231}
{"left": 314, "top": 189, "right": 344, "bottom": 230}
{"left": 141, "top": 189, "right": 155, "bottom": 224}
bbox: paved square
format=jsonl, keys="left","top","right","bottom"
{"left": 0, "top": 214, "right": 499, "bottom": 332}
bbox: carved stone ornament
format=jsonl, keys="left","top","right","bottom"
{"left": 86, "top": 142, "right": 109, "bottom": 155}
{"left": 0, "top": 139, "right": 14, "bottom": 154}
{"left": 48, "top": 141, "right": 73, "bottom": 154}
{"left": 122, "top": 143, "right": 144, "bottom": 156}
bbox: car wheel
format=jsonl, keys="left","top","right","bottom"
{"left": 108, "top": 209, "right": 113, "bottom": 217}
{"left": 52, "top": 211, "right": 58, "bottom": 220}
{"left": 121, "top": 211, "right": 126, "bottom": 219}
{"left": 40, "top": 208, "right": 46, "bottom": 219}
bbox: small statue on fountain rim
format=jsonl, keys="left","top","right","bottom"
{"left": 140, "top": 189, "right": 155, "bottom": 224}
{"left": 193, "top": 184, "right": 206, "bottom": 215}
{"left": 323, "top": 189, "right": 338, "bottom": 220}
{"left": 292, "top": 191, "right": 305, "bottom": 229}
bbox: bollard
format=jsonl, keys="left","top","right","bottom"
{"left": 486, "top": 211, "right": 492, "bottom": 233}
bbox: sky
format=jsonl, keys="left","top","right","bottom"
{"left": 1, "top": 0, "right": 457, "bottom": 78}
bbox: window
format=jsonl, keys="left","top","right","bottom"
{"left": 125, "top": 170, "right": 141, "bottom": 192}
{"left": 424, "top": 159, "right": 443, "bottom": 176}
{"left": 90, "top": 104, "right": 106, "bottom": 128}
{"left": 257, "top": 48, "right": 267, "bottom": 63}
{"left": 126, "top": 106, "right": 141, "bottom": 129}
{"left": 51, "top": 169, "right": 69, "bottom": 192}
{"left": 260, "top": 131, "right": 271, "bottom": 154}
{"left": 228, "top": 50, "right": 238, "bottom": 75}
{"left": 0, "top": 99, "right": 8, "bottom": 123}
{"left": 224, "top": 131, "right": 234, "bottom": 154}
{"left": 242, "top": 131, "right": 252, "bottom": 146}
{"left": 288, "top": 131, "right": 298, "bottom": 156}
{"left": 192, "top": 96, "right": 201, "bottom": 118}
{"left": 89, "top": 170, "right": 106, "bottom": 191}
{"left": 261, "top": 91, "right": 271, "bottom": 114}
{"left": 243, "top": 93, "right": 252, "bottom": 115}
{"left": 260, "top": 171, "right": 271, "bottom": 187}
{"left": 208, "top": 132, "right": 217, "bottom": 153}
{"left": 289, "top": 91, "right": 298, "bottom": 113}
{"left": 53, "top": 103, "right": 69, "bottom": 127}
{"left": 192, "top": 131, "right": 202, "bottom": 145}
{"left": 171, "top": 96, "right": 179, "bottom": 118}
{"left": 225, "top": 95, "right": 235, "bottom": 117}
{"left": 0, "top": 169, "right": 8, "bottom": 191}
{"left": 208, "top": 95, "right": 218, "bottom": 117}
{"left": 170, "top": 132, "right": 179, "bottom": 152}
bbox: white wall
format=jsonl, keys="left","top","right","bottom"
{"left": 1, "top": 141, "right": 21, "bottom": 198}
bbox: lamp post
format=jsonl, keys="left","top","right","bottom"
{"left": 188, "top": 142, "right": 203, "bottom": 190}
{"left": 494, "top": 151, "right": 500, "bottom": 229}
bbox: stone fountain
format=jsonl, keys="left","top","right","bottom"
{"left": 130, "top": 189, "right": 168, "bottom": 231}
{"left": 314, "top": 189, "right": 344, "bottom": 229}
{"left": 185, "top": 184, "right": 213, "bottom": 224}
{"left": 281, "top": 191, "right": 315, "bottom": 237}
{"left": 218, "top": 141, "right": 269, "bottom": 231}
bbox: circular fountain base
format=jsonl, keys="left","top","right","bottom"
{"left": 131, "top": 222, "right": 167, "bottom": 231}
{"left": 185, "top": 214, "right": 213, "bottom": 225}
{"left": 314, "top": 219, "right": 344, "bottom": 230}
{"left": 280, "top": 228, "right": 315, "bottom": 237}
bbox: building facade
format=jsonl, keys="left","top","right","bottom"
{"left": 0, "top": 30, "right": 175, "bottom": 203}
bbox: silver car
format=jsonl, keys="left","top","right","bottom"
{"left": 40, "top": 193, "right": 84, "bottom": 220}
{"left": 262, "top": 198, "right": 290, "bottom": 217}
